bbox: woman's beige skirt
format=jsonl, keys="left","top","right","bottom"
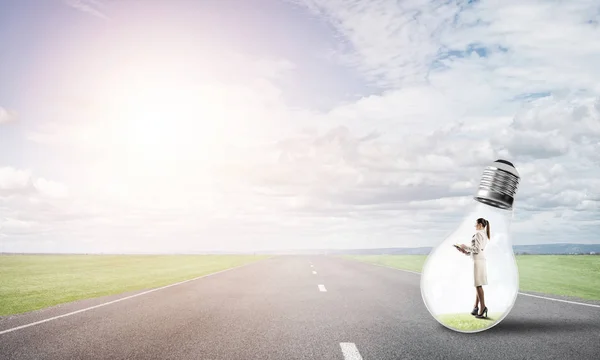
{"left": 473, "top": 259, "right": 488, "bottom": 286}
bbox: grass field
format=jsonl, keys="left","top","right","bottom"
{"left": 345, "top": 255, "right": 600, "bottom": 301}
{"left": 436, "top": 313, "right": 502, "bottom": 332}
{"left": 0, "top": 255, "right": 268, "bottom": 316}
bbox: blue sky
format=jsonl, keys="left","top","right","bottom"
{"left": 1, "top": 0, "right": 599, "bottom": 253}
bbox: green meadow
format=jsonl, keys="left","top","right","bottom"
{"left": 2, "top": 253, "right": 597, "bottom": 318}
{"left": 436, "top": 313, "right": 502, "bottom": 332}
{"left": 345, "top": 254, "right": 600, "bottom": 301}
{"left": 0, "top": 255, "right": 267, "bottom": 316}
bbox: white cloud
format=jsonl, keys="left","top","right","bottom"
{"left": 281, "top": 0, "right": 600, "bottom": 245}
{"left": 253, "top": 58, "right": 296, "bottom": 79}
{"left": 4, "top": 0, "right": 600, "bottom": 251}
{"left": 0, "top": 167, "right": 69, "bottom": 201}
{"left": 62, "top": 0, "right": 109, "bottom": 20}
{"left": 0, "top": 107, "right": 17, "bottom": 124}
{"left": 297, "top": 0, "right": 463, "bottom": 88}
{"left": 300, "top": 0, "right": 600, "bottom": 96}
{"left": 0, "top": 167, "right": 31, "bottom": 192}
{"left": 1, "top": 218, "right": 35, "bottom": 231}
{"left": 18, "top": 91, "right": 600, "bottom": 250}
{"left": 34, "top": 178, "right": 69, "bottom": 199}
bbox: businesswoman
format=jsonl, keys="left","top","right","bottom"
{"left": 457, "top": 218, "right": 490, "bottom": 318}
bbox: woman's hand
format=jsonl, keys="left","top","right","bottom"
{"left": 454, "top": 245, "right": 467, "bottom": 254}
{"left": 458, "top": 244, "right": 470, "bottom": 255}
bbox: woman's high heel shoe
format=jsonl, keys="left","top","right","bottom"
{"left": 475, "top": 307, "right": 488, "bottom": 318}
{"left": 471, "top": 307, "right": 479, "bottom": 316}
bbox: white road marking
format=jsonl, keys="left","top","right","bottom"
{"left": 318, "top": 284, "right": 327, "bottom": 292}
{"left": 0, "top": 261, "right": 264, "bottom": 336}
{"left": 353, "top": 260, "right": 600, "bottom": 309}
{"left": 364, "top": 262, "right": 421, "bottom": 275}
{"left": 312, "top": 271, "right": 317, "bottom": 275}
{"left": 517, "top": 292, "right": 600, "bottom": 308}
{"left": 340, "top": 342, "right": 363, "bottom": 360}
{"left": 310, "top": 264, "right": 314, "bottom": 268}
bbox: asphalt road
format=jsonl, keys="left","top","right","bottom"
{"left": 1, "top": 256, "right": 599, "bottom": 360}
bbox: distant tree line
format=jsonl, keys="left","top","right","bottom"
{"left": 515, "top": 252, "right": 598, "bottom": 255}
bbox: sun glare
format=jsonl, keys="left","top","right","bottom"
{"left": 95, "top": 72, "right": 228, "bottom": 180}
{"left": 122, "top": 89, "right": 183, "bottom": 150}
{"left": 113, "top": 80, "right": 219, "bottom": 153}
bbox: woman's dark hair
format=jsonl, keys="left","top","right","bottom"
{"left": 477, "top": 218, "right": 490, "bottom": 240}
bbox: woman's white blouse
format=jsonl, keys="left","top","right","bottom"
{"left": 465, "top": 229, "right": 488, "bottom": 260}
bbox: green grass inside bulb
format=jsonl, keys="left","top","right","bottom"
{"left": 436, "top": 313, "right": 504, "bottom": 332}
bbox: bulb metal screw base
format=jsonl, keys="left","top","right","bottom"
{"left": 474, "top": 159, "right": 520, "bottom": 210}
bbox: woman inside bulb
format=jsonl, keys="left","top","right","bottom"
{"left": 457, "top": 218, "right": 490, "bottom": 319}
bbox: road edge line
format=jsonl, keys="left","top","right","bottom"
{"left": 342, "top": 257, "right": 600, "bottom": 309}
{"left": 0, "top": 257, "right": 269, "bottom": 336}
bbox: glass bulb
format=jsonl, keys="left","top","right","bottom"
{"left": 420, "top": 159, "right": 521, "bottom": 333}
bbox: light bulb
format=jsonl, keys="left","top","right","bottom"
{"left": 420, "top": 159, "right": 521, "bottom": 333}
